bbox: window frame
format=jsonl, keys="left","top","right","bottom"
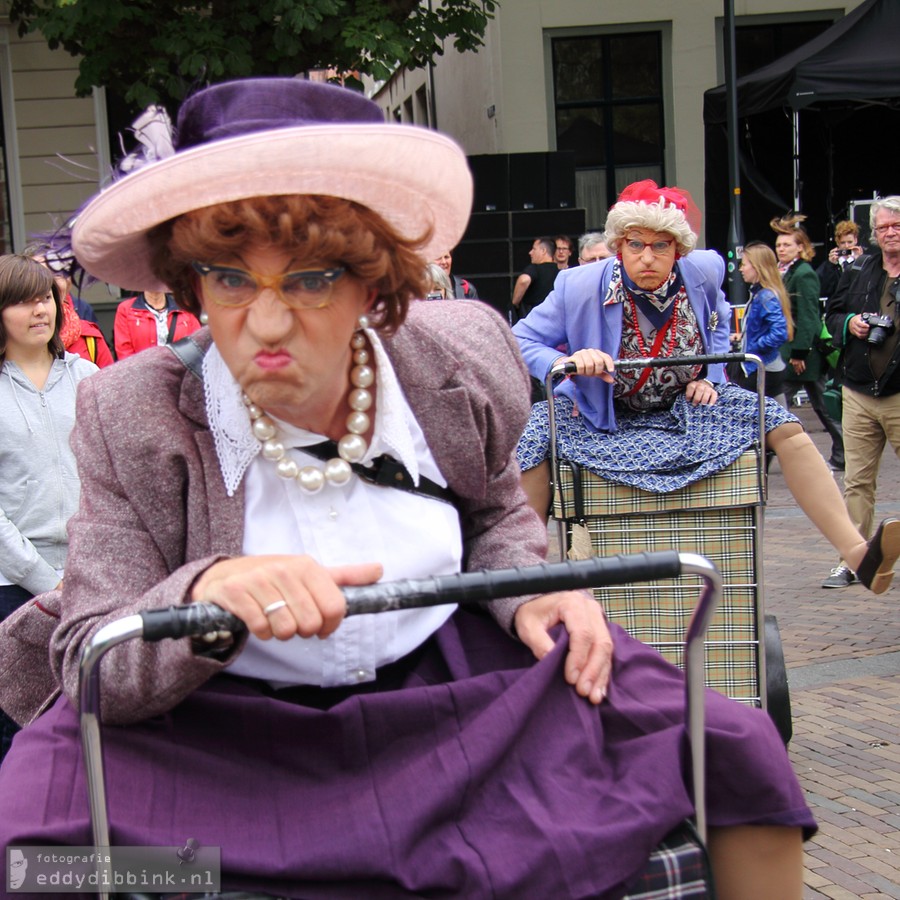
{"left": 545, "top": 23, "right": 673, "bottom": 230}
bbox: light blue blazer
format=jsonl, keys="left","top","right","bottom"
{"left": 513, "top": 250, "right": 731, "bottom": 433}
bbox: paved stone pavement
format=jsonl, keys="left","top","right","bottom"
{"left": 761, "top": 403, "right": 900, "bottom": 899}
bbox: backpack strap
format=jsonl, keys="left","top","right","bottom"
{"left": 84, "top": 335, "right": 97, "bottom": 363}
{"left": 165, "top": 310, "right": 180, "bottom": 345}
{"left": 167, "top": 333, "right": 206, "bottom": 378}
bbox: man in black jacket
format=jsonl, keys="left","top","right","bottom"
{"left": 822, "top": 197, "right": 900, "bottom": 588}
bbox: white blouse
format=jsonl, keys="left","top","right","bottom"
{"left": 204, "top": 331, "right": 461, "bottom": 688}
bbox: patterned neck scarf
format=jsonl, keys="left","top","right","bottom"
{"left": 607, "top": 259, "right": 683, "bottom": 331}
{"left": 58, "top": 295, "right": 82, "bottom": 349}
{"left": 777, "top": 258, "right": 796, "bottom": 277}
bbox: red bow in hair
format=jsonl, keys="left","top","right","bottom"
{"left": 617, "top": 179, "right": 687, "bottom": 211}
{"left": 615, "top": 179, "right": 702, "bottom": 236}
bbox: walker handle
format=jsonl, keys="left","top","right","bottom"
{"left": 134, "top": 551, "right": 683, "bottom": 640}
{"left": 140, "top": 603, "right": 244, "bottom": 641}
{"left": 341, "top": 551, "right": 682, "bottom": 614}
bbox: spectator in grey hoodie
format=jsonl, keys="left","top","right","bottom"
{"left": 0, "top": 254, "right": 97, "bottom": 759}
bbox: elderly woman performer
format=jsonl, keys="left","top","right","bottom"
{"left": 515, "top": 181, "right": 899, "bottom": 595}
{"left": 0, "top": 82, "right": 816, "bottom": 899}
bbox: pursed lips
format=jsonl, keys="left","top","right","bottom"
{"left": 254, "top": 350, "right": 293, "bottom": 370}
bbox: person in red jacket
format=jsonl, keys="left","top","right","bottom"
{"left": 114, "top": 290, "right": 201, "bottom": 359}
{"left": 59, "top": 294, "right": 114, "bottom": 367}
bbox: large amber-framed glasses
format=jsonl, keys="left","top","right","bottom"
{"left": 191, "top": 262, "right": 346, "bottom": 309}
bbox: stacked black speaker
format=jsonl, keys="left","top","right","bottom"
{"left": 451, "top": 151, "right": 587, "bottom": 316}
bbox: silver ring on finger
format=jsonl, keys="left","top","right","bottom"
{"left": 263, "top": 599, "right": 288, "bottom": 616}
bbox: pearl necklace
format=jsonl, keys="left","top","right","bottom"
{"left": 244, "top": 316, "right": 374, "bottom": 494}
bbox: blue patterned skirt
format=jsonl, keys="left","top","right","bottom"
{"left": 517, "top": 383, "right": 798, "bottom": 493}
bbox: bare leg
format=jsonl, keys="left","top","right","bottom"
{"left": 521, "top": 461, "right": 552, "bottom": 520}
{"left": 707, "top": 825, "right": 803, "bottom": 900}
{"left": 768, "top": 423, "right": 867, "bottom": 569}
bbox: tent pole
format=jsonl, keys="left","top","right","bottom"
{"left": 793, "top": 110, "right": 801, "bottom": 211}
{"left": 724, "top": 0, "right": 746, "bottom": 306}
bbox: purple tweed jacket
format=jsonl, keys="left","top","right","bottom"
{"left": 0, "top": 301, "right": 547, "bottom": 725}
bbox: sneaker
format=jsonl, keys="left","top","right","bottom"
{"left": 822, "top": 564, "right": 859, "bottom": 589}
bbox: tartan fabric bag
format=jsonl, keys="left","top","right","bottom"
{"left": 554, "top": 450, "right": 765, "bottom": 706}
{"left": 624, "top": 822, "right": 713, "bottom": 899}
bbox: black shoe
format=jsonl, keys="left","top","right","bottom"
{"left": 828, "top": 455, "right": 845, "bottom": 471}
{"left": 856, "top": 518, "right": 900, "bottom": 594}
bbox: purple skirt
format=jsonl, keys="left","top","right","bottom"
{"left": 0, "top": 612, "right": 814, "bottom": 899}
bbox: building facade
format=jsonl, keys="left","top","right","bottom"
{"left": 1, "top": 1, "right": 869, "bottom": 310}
{"left": 370, "top": 1, "right": 864, "bottom": 237}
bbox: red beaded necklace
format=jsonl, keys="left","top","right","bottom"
{"left": 623, "top": 294, "right": 680, "bottom": 396}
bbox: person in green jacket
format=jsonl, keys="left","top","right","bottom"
{"left": 771, "top": 213, "right": 845, "bottom": 473}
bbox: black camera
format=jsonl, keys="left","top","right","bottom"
{"left": 838, "top": 248, "right": 853, "bottom": 257}
{"left": 861, "top": 312, "right": 896, "bottom": 345}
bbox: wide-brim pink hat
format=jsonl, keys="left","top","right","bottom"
{"left": 72, "top": 78, "right": 474, "bottom": 292}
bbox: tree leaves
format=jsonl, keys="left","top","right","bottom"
{"left": 9, "top": 0, "right": 497, "bottom": 110}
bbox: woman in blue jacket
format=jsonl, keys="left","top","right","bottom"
{"left": 734, "top": 241, "right": 793, "bottom": 398}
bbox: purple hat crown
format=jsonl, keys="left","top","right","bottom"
{"left": 175, "top": 78, "right": 385, "bottom": 151}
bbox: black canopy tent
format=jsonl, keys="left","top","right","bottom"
{"left": 703, "top": 0, "right": 900, "bottom": 256}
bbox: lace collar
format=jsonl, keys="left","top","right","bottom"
{"left": 777, "top": 258, "right": 796, "bottom": 277}
{"left": 204, "top": 330, "right": 420, "bottom": 497}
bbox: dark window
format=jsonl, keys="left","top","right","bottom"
{"left": 552, "top": 32, "right": 664, "bottom": 230}
{"left": 735, "top": 20, "right": 833, "bottom": 78}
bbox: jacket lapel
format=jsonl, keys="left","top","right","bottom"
{"left": 679, "top": 258, "right": 714, "bottom": 352}
{"left": 383, "top": 320, "right": 487, "bottom": 500}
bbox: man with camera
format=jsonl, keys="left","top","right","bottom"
{"left": 822, "top": 197, "right": 900, "bottom": 588}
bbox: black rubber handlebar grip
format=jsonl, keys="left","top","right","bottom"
{"left": 138, "top": 551, "right": 683, "bottom": 637}
{"left": 141, "top": 604, "right": 245, "bottom": 642}
{"left": 342, "top": 551, "right": 682, "bottom": 615}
